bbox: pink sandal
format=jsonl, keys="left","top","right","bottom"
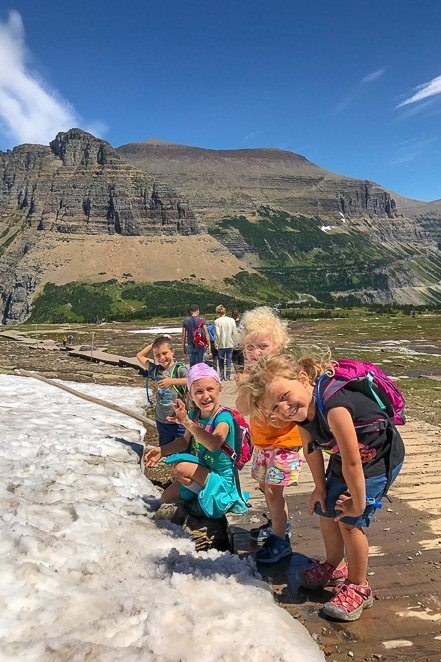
{"left": 296, "top": 560, "right": 348, "bottom": 590}
{"left": 323, "top": 581, "right": 373, "bottom": 621}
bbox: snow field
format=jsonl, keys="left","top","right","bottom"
{"left": 0, "top": 375, "right": 323, "bottom": 661}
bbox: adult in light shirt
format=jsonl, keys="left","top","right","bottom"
{"left": 214, "top": 305, "right": 237, "bottom": 380}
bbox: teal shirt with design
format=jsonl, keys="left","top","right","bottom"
{"left": 189, "top": 408, "right": 236, "bottom": 474}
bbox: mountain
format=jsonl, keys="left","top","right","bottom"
{"left": 1, "top": 130, "right": 440, "bottom": 324}
{"left": 117, "top": 141, "right": 402, "bottom": 225}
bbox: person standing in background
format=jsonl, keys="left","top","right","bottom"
{"left": 214, "top": 305, "right": 237, "bottom": 380}
{"left": 182, "top": 305, "right": 210, "bottom": 366}
{"left": 231, "top": 308, "right": 244, "bottom": 373}
{"left": 207, "top": 317, "right": 219, "bottom": 372}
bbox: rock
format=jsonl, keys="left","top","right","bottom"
{"left": 154, "top": 500, "right": 229, "bottom": 552}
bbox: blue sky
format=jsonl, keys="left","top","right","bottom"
{"left": 0, "top": 0, "right": 440, "bottom": 201}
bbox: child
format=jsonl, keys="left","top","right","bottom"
{"left": 136, "top": 335, "right": 188, "bottom": 447}
{"left": 236, "top": 307, "right": 303, "bottom": 564}
{"left": 240, "top": 353, "right": 405, "bottom": 621}
{"left": 144, "top": 363, "right": 248, "bottom": 518}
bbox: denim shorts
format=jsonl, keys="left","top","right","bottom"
{"left": 156, "top": 420, "right": 186, "bottom": 447}
{"left": 314, "top": 462, "right": 403, "bottom": 528}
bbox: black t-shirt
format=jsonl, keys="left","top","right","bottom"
{"left": 298, "top": 384, "right": 405, "bottom": 477}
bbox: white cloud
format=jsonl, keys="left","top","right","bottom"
{"left": 361, "top": 68, "right": 385, "bottom": 84}
{"left": 398, "top": 74, "right": 441, "bottom": 107}
{"left": 0, "top": 11, "right": 106, "bottom": 146}
{"left": 335, "top": 68, "right": 385, "bottom": 113}
{"left": 389, "top": 136, "right": 439, "bottom": 165}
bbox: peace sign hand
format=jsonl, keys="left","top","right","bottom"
{"left": 166, "top": 398, "right": 190, "bottom": 425}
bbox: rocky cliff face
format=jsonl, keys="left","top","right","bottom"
{"left": 1, "top": 131, "right": 440, "bottom": 324}
{"left": 117, "top": 141, "right": 402, "bottom": 228}
{"left": 0, "top": 129, "right": 198, "bottom": 323}
{"left": 0, "top": 129, "right": 197, "bottom": 236}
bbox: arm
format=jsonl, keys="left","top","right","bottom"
{"left": 327, "top": 407, "right": 366, "bottom": 518}
{"left": 214, "top": 321, "right": 220, "bottom": 349}
{"left": 160, "top": 376, "right": 187, "bottom": 388}
{"left": 136, "top": 342, "right": 155, "bottom": 368}
{"left": 298, "top": 427, "right": 327, "bottom": 514}
{"left": 168, "top": 399, "right": 229, "bottom": 452}
{"left": 203, "top": 324, "right": 211, "bottom": 354}
{"left": 235, "top": 388, "right": 250, "bottom": 416}
{"left": 144, "top": 430, "right": 190, "bottom": 467}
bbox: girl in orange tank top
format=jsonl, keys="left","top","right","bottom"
{"left": 235, "top": 307, "right": 303, "bottom": 564}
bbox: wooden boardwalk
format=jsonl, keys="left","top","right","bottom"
{"left": 0, "top": 330, "right": 145, "bottom": 371}
{"left": 220, "top": 381, "right": 441, "bottom": 661}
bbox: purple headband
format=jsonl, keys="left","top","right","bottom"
{"left": 186, "top": 363, "right": 221, "bottom": 390}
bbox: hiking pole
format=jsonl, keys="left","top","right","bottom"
{"left": 15, "top": 369, "right": 157, "bottom": 449}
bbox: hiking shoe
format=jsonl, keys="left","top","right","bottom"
{"left": 249, "top": 520, "right": 292, "bottom": 542}
{"left": 296, "top": 560, "right": 348, "bottom": 590}
{"left": 255, "top": 534, "right": 292, "bottom": 564}
{"left": 323, "top": 581, "right": 374, "bottom": 621}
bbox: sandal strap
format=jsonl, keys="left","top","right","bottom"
{"left": 332, "top": 582, "right": 372, "bottom": 610}
{"left": 304, "top": 560, "right": 347, "bottom": 584}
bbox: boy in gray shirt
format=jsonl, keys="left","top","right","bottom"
{"left": 137, "top": 335, "right": 188, "bottom": 446}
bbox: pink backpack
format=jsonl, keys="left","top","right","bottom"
{"left": 316, "top": 359, "right": 406, "bottom": 426}
{"left": 201, "top": 406, "right": 252, "bottom": 470}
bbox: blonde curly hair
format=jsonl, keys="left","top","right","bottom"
{"left": 239, "top": 306, "right": 289, "bottom": 351}
{"left": 238, "top": 352, "right": 334, "bottom": 421}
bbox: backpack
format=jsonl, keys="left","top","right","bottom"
{"left": 145, "top": 362, "right": 186, "bottom": 406}
{"left": 316, "top": 359, "right": 406, "bottom": 427}
{"left": 191, "top": 317, "right": 208, "bottom": 348}
{"left": 196, "top": 406, "right": 252, "bottom": 470}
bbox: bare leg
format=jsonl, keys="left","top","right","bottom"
{"left": 264, "top": 484, "right": 288, "bottom": 538}
{"left": 172, "top": 462, "right": 209, "bottom": 488}
{"left": 320, "top": 516, "right": 346, "bottom": 568}
{"left": 339, "top": 522, "right": 369, "bottom": 585}
{"left": 160, "top": 479, "right": 182, "bottom": 503}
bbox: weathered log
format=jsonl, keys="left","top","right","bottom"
{"left": 16, "top": 369, "right": 156, "bottom": 438}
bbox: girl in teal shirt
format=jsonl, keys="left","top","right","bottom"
{"left": 144, "top": 363, "right": 248, "bottom": 519}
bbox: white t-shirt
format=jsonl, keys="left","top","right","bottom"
{"left": 214, "top": 316, "right": 237, "bottom": 349}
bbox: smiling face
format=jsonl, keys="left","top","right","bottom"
{"left": 262, "top": 373, "right": 314, "bottom": 423}
{"left": 245, "top": 332, "right": 281, "bottom": 363}
{"left": 190, "top": 377, "right": 222, "bottom": 417}
{"left": 152, "top": 343, "right": 174, "bottom": 369}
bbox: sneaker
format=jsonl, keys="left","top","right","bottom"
{"left": 249, "top": 520, "right": 292, "bottom": 542}
{"left": 296, "top": 560, "right": 348, "bottom": 590}
{"left": 255, "top": 534, "right": 292, "bottom": 564}
{"left": 323, "top": 581, "right": 374, "bottom": 621}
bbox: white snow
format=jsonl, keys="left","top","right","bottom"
{"left": 127, "top": 327, "right": 182, "bottom": 335}
{"left": 0, "top": 375, "right": 323, "bottom": 661}
{"left": 320, "top": 225, "right": 333, "bottom": 232}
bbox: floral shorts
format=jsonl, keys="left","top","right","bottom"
{"left": 251, "top": 446, "right": 303, "bottom": 486}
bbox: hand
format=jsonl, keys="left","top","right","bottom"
{"left": 182, "top": 346, "right": 188, "bottom": 356}
{"left": 166, "top": 398, "right": 190, "bottom": 425}
{"left": 308, "top": 485, "right": 327, "bottom": 515}
{"left": 144, "top": 447, "right": 163, "bottom": 467}
{"left": 159, "top": 376, "right": 174, "bottom": 388}
{"left": 334, "top": 493, "right": 364, "bottom": 521}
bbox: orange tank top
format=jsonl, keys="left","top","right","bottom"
{"left": 250, "top": 418, "right": 302, "bottom": 449}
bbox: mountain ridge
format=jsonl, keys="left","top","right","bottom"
{"left": 1, "top": 128, "right": 440, "bottom": 323}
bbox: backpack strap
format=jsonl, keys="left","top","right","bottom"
{"left": 170, "top": 362, "right": 186, "bottom": 398}
{"left": 145, "top": 364, "right": 161, "bottom": 407}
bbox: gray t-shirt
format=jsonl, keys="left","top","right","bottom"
{"left": 182, "top": 315, "right": 207, "bottom": 350}
{"left": 147, "top": 362, "right": 188, "bottom": 423}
